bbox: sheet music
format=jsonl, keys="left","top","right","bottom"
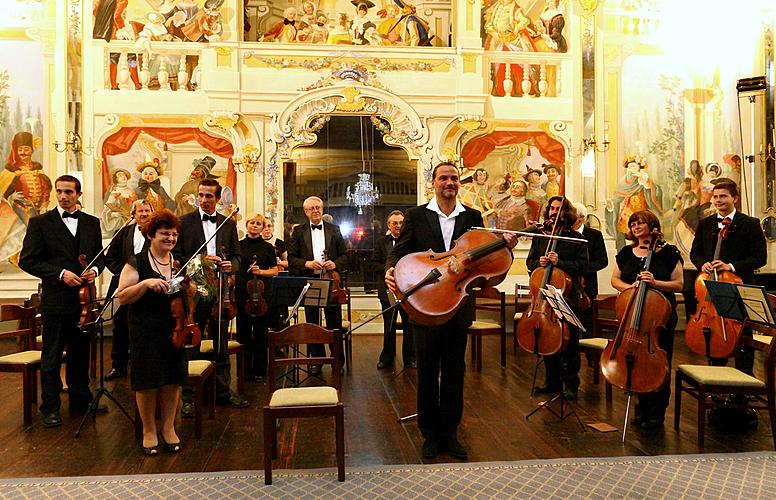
{"left": 541, "top": 285, "right": 586, "bottom": 332}
{"left": 737, "top": 285, "right": 775, "bottom": 324}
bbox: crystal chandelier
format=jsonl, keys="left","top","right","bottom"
{"left": 346, "top": 117, "right": 380, "bottom": 214}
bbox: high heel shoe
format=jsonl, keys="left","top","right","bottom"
{"left": 161, "top": 438, "right": 182, "bottom": 453}
{"left": 142, "top": 444, "right": 160, "bottom": 456}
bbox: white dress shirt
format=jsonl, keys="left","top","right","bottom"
{"left": 56, "top": 206, "right": 98, "bottom": 280}
{"left": 199, "top": 208, "right": 217, "bottom": 256}
{"left": 311, "top": 222, "right": 326, "bottom": 262}
{"left": 427, "top": 197, "right": 466, "bottom": 251}
{"left": 133, "top": 224, "right": 146, "bottom": 254}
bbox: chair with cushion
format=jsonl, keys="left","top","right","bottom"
{"left": 674, "top": 321, "right": 776, "bottom": 448}
{"left": 467, "top": 288, "right": 507, "bottom": 371}
{"left": 579, "top": 295, "right": 618, "bottom": 402}
{"left": 184, "top": 359, "right": 216, "bottom": 438}
{"left": 0, "top": 305, "right": 41, "bottom": 425}
{"left": 200, "top": 338, "right": 245, "bottom": 394}
{"left": 264, "top": 323, "right": 344, "bottom": 485}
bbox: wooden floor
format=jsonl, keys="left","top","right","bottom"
{"left": 0, "top": 327, "right": 773, "bottom": 479}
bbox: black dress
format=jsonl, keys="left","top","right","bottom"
{"left": 614, "top": 243, "right": 683, "bottom": 422}
{"left": 127, "top": 251, "right": 186, "bottom": 391}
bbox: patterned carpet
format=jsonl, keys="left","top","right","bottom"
{"left": 1, "top": 452, "right": 774, "bottom": 499}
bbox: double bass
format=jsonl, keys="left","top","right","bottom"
{"left": 684, "top": 220, "right": 742, "bottom": 359}
{"left": 516, "top": 219, "right": 573, "bottom": 356}
{"left": 600, "top": 229, "right": 670, "bottom": 396}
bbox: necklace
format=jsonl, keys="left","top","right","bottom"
{"left": 149, "top": 250, "right": 172, "bottom": 280}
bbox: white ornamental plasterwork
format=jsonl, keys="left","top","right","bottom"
{"left": 549, "top": 120, "right": 572, "bottom": 151}
{"left": 266, "top": 80, "right": 430, "bottom": 224}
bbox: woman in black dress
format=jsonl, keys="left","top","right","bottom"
{"left": 236, "top": 214, "right": 278, "bottom": 381}
{"left": 117, "top": 209, "right": 186, "bottom": 455}
{"left": 611, "top": 210, "right": 683, "bottom": 429}
{"left": 262, "top": 218, "right": 288, "bottom": 329}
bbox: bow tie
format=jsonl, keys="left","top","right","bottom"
{"left": 202, "top": 214, "right": 218, "bottom": 223}
{"left": 311, "top": 224, "right": 322, "bottom": 230}
{"left": 138, "top": 179, "right": 161, "bottom": 191}
{"left": 284, "top": 19, "right": 295, "bottom": 25}
{"left": 718, "top": 217, "right": 731, "bottom": 224}
{"left": 62, "top": 211, "right": 79, "bottom": 220}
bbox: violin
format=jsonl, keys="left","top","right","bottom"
{"left": 321, "top": 250, "right": 347, "bottom": 305}
{"left": 516, "top": 217, "right": 573, "bottom": 356}
{"left": 393, "top": 229, "right": 513, "bottom": 326}
{"left": 600, "top": 230, "right": 670, "bottom": 394}
{"left": 245, "top": 255, "right": 268, "bottom": 317}
{"left": 685, "top": 220, "right": 742, "bottom": 359}
{"left": 212, "top": 245, "right": 237, "bottom": 321}
{"left": 169, "top": 260, "right": 202, "bottom": 349}
{"left": 77, "top": 254, "right": 100, "bottom": 331}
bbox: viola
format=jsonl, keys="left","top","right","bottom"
{"left": 169, "top": 260, "right": 201, "bottom": 349}
{"left": 392, "top": 229, "right": 513, "bottom": 326}
{"left": 77, "top": 254, "right": 100, "bottom": 331}
{"left": 245, "top": 255, "right": 268, "bottom": 317}
{"left": 685, "top": 220, "right": 742, "bottom": 359}
{"left": 212, "top": 245, "right": 238, "bottom": 321}
{"left": 321, "top": 250, "right": 347, "bottom": 305}
{"left": 600, "top": 230, "right": 670, "bottom": 394}
{"left": 516, "top": 219, "right": 573, "bottom": 356}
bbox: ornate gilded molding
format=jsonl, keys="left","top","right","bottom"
{"left": 243, "top": 52, "right": 454, "bottom": 73}
{"left": 206, "top": 112, "right": 240, "bottom": 131}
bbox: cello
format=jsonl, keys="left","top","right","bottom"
{"left": 600, "top": 229, "right": 671, "bottom": 439}
{"left": 684, "top": 220, "right": 742, "bottom": 359}
{"left": 516, "top": 219, "right": 573, "bottom": 356}
{"left": 245, "top": 255, "right": 268, "bottom": 317}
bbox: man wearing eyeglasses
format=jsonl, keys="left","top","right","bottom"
{"left": 287, "top": 196, "right": 348, "bottom": 374}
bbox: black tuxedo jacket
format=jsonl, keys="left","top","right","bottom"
{"left": 104, "top": 223, "right": 149, "bottom": 298}
{"left": 581, "top": 226, "right": 608, "bottom": 298}
{"left": 173, "top": 211, "right": 241, "bottom": 273}
{"left": 372, "top": 233, "right": 397, "bottom": 299}
{"left": 387, "top": 203, "right": 485, "bottom": 327}
{"left": 690, "top": 211, "right": 766, "bottom": 284}
{"left": 287, "top": 221, "right": 348, "bottom": 277}
{"left": 19, "top": 209, "right": 104, "bottom": 315}
{"left": 526, "top": 226, "right": 589, "bottom": 308}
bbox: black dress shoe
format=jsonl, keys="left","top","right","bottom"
{"left": 377, "top": 359, "right": 393, "bottom": 369}
{"left": 162, "top": 438, "right": 182, "bottom": 453}
{"left": 421, "top": 439, "right": 438, "bottom": 459}
{"left": 444, "top": 437, "right": 468, "bottom": 460}
{"left": 181, "top": 402, "right": 195, "bottom": 418}
{"left": 217, "top": 394, "right": 249, "bottom": 408}
{"left": 104, "top": 368, "right": 127, "bottom": 381}
{"left": 142, "top": 444, "right": 160, "bottom": 456}
{"left": 42, "top": 412, "right": 62, "bottom": 428}
{"left": 640, "top": 417, "right": 665, "bottom": 430}
{"left": 534, "top": 384, "right": 561, "bottom": 394}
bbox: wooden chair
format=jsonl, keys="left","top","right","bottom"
{"left": 264, "top": 323, "right": 344, "bottom": 485}
{"left": 578, "top": 295, "right": 618, "bottom": 402}
{"left": 513, "top": 283, "right": 531, "bottom": 354}
{"left": 674, "top": 321, "right": 776, "bottom": 448}
{"left": 467, "top": 288, "right": 507, "bottom": 371}
{"left": 200, "top": 339, "right": 245, "bottom": 395}
{"left": 0, "top": 305, "right": 41, "bottom": 425}
{"left": 184, "top": 360, "right": 216, "bottom": 438}
{"left": 337, "top": 288, "right": 353, "bottom": 372}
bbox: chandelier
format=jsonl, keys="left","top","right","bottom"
{"left": 346, "top": 117, "right": 380, "bottom": 214}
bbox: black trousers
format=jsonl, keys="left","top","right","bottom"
{"left": 303, "top": 305, "right": 342, "bottom": 358}
{"left": 709, "top": 328, "right": 755, "bottom": 375}
{"left": 414, "top": 317, "right": 468, "bottom": 441}
{"left": 40, "top": 313, "right": 92, "bottom": 414}
{"left": 378, "top": 295, "right": 415, "bottom": 364}
{"left": 542, "top": 325, "right": 581, "bottom": 392}
{"left": 182, "top": 299, "right": 234, "bottom": 402}
{"left": 110, "top": 304, "right": 129, "bottom": 371}
{"left": 637, "top": 312, "right": 678, "bottom": 421}
{"left": 236, "top": 309, "right": 268, "bottom": 377}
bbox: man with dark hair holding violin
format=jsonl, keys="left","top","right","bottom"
{"left": 690, "top": 179, "right": 766, "bottom": 375}
{"left": 173, "top": 179, "right": 247, "bottom": 415}
{"left": 385, "top": 162, "right": 517, "bottom": 461}
{"left": 19, "top": 175, "right": 104, "bottom": 428}
{"left": 287, "top": 195, "right": 348, "bottom": 374}
{"left": 525, "top": 196, "right": 588, "bottom": 401}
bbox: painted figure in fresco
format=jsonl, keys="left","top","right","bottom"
{"left": 723, "top": 154, "right": 742, "bottom": 187}
{"left": 541, "top": 163, "right": 561, "bottom": 199}
{"left": 101, "top": 168, "right": 137, "bottom": 237}
{"left": 298, "top": 1, "right": 318, "bottom": 31}
{"left": 376, "top": 4, "right": 402, "bottom": 44}
{"left": 458, "top": 168, "right": 496, "bottom": 227}
{"left": 524, "top": 167, "right": 546, "bottom": 207}
{"left": 261, "top": 6, "right": 299, "bottom": 42}
{"left": 351, "top": 1, "right": 377, "bottom": 46}
{"left": 537, "top": 0, "right": 567, "bottom": 53}
{"left": 392, "top": 0, "right": 432, "bottom": 46}
{"left": 605, "top": 156, "right": 664, "bottom": 248}
{"left": 133, "top": 160, "right": 176, "bottom": 213}
{"left": 174, "top": 155, "right": 218, "bottom": 217}
{"left": 93, "top": 0, "right": 142, "bottom": 90}
{"left": 483, "top": 0, "right": 537, "bottom": 96}
{"left": 309, "top": 12, "right": 330, "bottom": 43}
{"left": 699, "top": 162, "right": 723, "bottom": 206}
{"left": 495, "top": 178, "right": 538, "bottom": 231}
{"left": 326, "top": 13, "right": 353, "bottom": 44}
{"left": 665, "top": 159, "right": 704, "bottom": 257}
{"left": 181, "top": 0, "right": 224, "bottom": 42}
{"left": 0, "top": 132, "right": 53, "bottom": 222}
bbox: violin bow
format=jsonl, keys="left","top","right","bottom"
{"left": 470, "top": 227, "right": 588, "bottom": 244}
{"left": 80, "top": 215, "right": 136, "bottom": 273}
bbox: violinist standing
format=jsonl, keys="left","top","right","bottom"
{"left": 526, "top": 197, "right": 588, "bottom": 400}
{"left": 173, "top": 179, "right": 248, "bottom": 415}
{"left": 117, "top": 210, "right": 186, "bottom": 455}
{"left": 374, "top": 210, "right": 415, "bottom": 370}
{"left": 611, "top": 210, "right": 683, "bottom": 429}
{"left": 104, "top": 199, "right": 153, "bottom": 381}
{"left": 19, "top": 175, "right": 104, "bottom": 428}
{"left": 570, "top": 202, "right": 608, "bottom": 340}
{"left": 690, "top": 180, "right": 766, "bottom": 374}
{"left": 287, "top": 196, "right": 348, "bottom": 375}
{"left": 262, "top": 218, "right": 289, "bottom": 331}
{"left": 385, "top": 163, "right": 517, "bottom": 460}
{"left": 236, "top": 214, "right": 278, "bottom": 382}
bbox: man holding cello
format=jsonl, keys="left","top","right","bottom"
{"left": 385, "top": 162, "right": 517, "bottom": 460}
{"left": 690, "top": 179, "right": 767, "bottom": 374}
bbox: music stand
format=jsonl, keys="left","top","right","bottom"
{"left": 525, "top": 285, "right": 586, "bottom": 430}
{"left": 705, "top": 281, "right": 776, "bottom": 326}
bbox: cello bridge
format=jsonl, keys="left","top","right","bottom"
{"left": 447, "top": 256, "right": 461, "bottom": 274}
